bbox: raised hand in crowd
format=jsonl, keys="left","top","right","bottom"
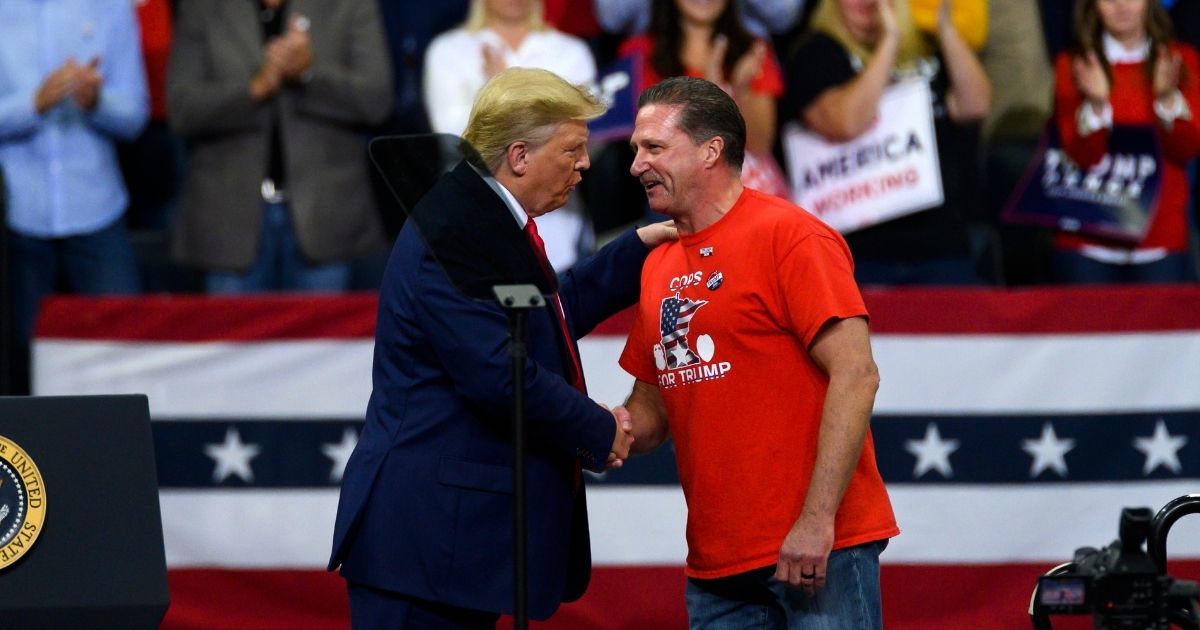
{"left": 271, "top": 14, "right": 313, "bottom": 83}
{"left": 249, "top": 49, "right": 284, "bottom": 102}
{"left": 801, "top": 0, "right": 900, "bottom": 141}
{"left": 935, "top": 0, "right": 958, "bottom": 33}
{"left": 1154, "top": 45, "right": 1183, "bottom": 97}
{"left": 1072, "top": 51, "right": 1111, "bottom": 107}
{"left": 482, "top": 44, "right": 507, "bottom": 79}
{"left": 252, "top": 13, "right": 312, "bottom": 101}
{"left": 35, "top": 58, "right": 85, "bottom": 114}
{"left": 878, "top": 0, "right": 900, "bottom": 43}
{"left": 71, "top": 58, "right": 102, "bottom": 111}
{"left": 732, "top": 40, "right": 770, "bottom": 96}
{"left": 936, "top": 0, "right": 990, "bottom": 121}
{"left": 704, "top": 34, "right": 767, "bottom": 95}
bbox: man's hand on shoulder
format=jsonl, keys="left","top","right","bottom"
{"left": 636, "top": 220, "right": 678, "bottom": 248}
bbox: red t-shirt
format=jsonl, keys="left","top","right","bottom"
{"left": 619, "top": 188, "right": 899, "bottom": 579}
{"left": 1053, "top": 44, "right": 1200, "bottom": 253}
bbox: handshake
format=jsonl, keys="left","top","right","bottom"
{"left": 600, "top": 406, "right": 637, "bottom": 472}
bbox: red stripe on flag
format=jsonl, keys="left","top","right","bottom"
{"left": 163, "top": 562, "right": 1200, "bottom": 628}
{"left": 36, "top": 294, "right": 379, "bottom": 341}
{"left": 863, "top": 285, "right": 1200, "bottom": 334}
{"left": 34, "top": 286, "right": 1200, "bottom": 342}
{"left": 165, "top": 569, "right": 351, "bottom": 629}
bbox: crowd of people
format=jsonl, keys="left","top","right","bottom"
{"left": 2, "top": 0, "right": 1199, "bottom": 393}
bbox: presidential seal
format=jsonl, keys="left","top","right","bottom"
{"left": 0, "top": 435, "right": 46, "bottom": 571}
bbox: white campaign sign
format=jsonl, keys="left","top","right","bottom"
{"left": 783, "top": 78, "right": 944, "bottom": 233}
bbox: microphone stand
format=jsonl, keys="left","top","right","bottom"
{"left": 493, "top": 284, "right": 544, "bottom": 630}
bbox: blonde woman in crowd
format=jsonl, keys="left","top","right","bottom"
{"left": 423, "top": 0, "right": 597, "bottom": 272}
{"left": 785, "top": 0, "right": 991, "bottom": 285}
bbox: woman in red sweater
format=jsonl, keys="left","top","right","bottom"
{"left": 1054, "top": 0, "right": 1200, "bottom": 283}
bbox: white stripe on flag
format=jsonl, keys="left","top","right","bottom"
{"left": 872, "top": 332, "right": 1200, "bottom": 414}
{"left": 160, "top": 483, "right": 1200, "bottom": 568}
{"left": 886, "top": 480, "right": 1200, "bottom": 563}
{"left": 34, "top": 340, "right": 375, "bottom": 418}
{"left": 583, "top": 332, "right": 1200, "bottom": 413}
{"left": 37, "top": 333, "right": 1200, "bottom": 417}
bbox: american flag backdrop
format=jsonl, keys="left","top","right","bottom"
{"left": 31, "top": 286, "right": 1200, "bottom": 629}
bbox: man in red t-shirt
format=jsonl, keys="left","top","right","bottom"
{"left": 617, "top": 76, "right": 898, "bottom": 629}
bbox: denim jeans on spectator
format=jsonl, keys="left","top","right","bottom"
{"left": 1050, "top": 250, "right": 1195, "bottom": 284}
{"left": 7, "top": 218, "right": 141, "bottom": 392}
{"left": 206, "top": 201, "right": 350, "bottom": 294}
{"left": 685, "top": 540, "right": 886, "bottom": 630}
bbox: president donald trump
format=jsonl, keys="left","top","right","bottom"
{"left": 329, "top": 67, "right": 675, "bottom": 628}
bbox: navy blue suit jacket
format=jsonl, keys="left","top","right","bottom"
{"left": 329, "top": 161, "right": 649, "bottom": 619}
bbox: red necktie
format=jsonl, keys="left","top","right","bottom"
{"left": 525, "top": 219, "right": 587, "bottom": 394}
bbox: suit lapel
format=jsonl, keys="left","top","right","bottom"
{"left": 409, "top": 162, "right": 543, "bottom": 299}
{"left": 448, "top": 162, "right": 550, "bottom": 291}
{"left": 445, "top": 165, "right": 582, "bottom": 378}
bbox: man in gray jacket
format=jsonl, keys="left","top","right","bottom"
{"left": 168, "top": 0, "right": 392, "bottom": 292}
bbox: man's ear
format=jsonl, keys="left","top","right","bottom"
{"left": 702, "top": 136, "right": 725, "bottom": 169}
{"left": 507, "top": 141, "right": 529, "bottom": 176}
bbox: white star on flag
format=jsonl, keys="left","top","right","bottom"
{"left": 204, "top": 427, "right": 261, "bottom": 483}
{"left": 1022, "top": 422, "right": 1075, "bottom": 478}
{"left": 1133, "top": 419, "right": 1188, "bottom": 475}
{"left": 322, "top": 428, "right": 360, "bottom": 483}
{"left": 905, "top": 422, "right": 960, "bottom": 478}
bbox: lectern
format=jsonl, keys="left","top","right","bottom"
{"left": 0, "top": 395, "right": 168, "bottom": 629}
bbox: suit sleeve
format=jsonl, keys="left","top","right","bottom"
{"left": 557, "top": 228, "right": 649, "bottom": 339}
{"left": 166, "top": 0, "right": 265, "bottom": 138}
{"left": 292, "top": 1, "right": 393, "bottom": 126}
{"left": 1054, "top": 52, "right": 1108, "bottom": 169}
{"left": 412, "top": 248, "right": 616, "bottom": 469}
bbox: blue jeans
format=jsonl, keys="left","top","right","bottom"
{"left": 206, "top": 201, "right": 350, "bottom": 294}
{"left": 685, "top": 541, "right": 886, "bottom": 630}
{"left": 1050, "top": 250, "right": 1195, "bottom": 284}
{"left": 6, "top": 218, "right": 141, "bottom": 393}
{"left": 7, "top": 218, "right": 141, "bottom": 345}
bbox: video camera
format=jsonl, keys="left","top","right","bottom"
{"left": 1030, "top": 495, "right": 1200, "bottom": 629}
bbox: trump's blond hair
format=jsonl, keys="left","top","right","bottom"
{"left": 462, "top": 67, "right": 605, "bottom": 173}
